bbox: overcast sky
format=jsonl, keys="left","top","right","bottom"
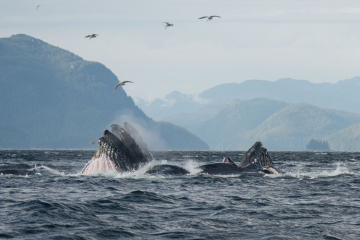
{"left": 1, "top": 0, "right": 360, "bottom": 100}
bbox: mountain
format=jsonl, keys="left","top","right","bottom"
{"left": 135, "top": 91, "right": 226, "bottom": 128}
{"left": 325, "top": 123, "right": 360, "bottom": 151}
{"left": 135, "top": 91, "right": 207, "bottom": 120}
{"left": 187, "top": 98, "right": 289, "bottom": 150}
{"left": 136, "top": 78, "right": 360, "bottom": 138}
{"left": 200, "top": 78, "right": 360, "bottom": 114}
{"left": 162, "top": 104, "right": 226, "bottom": 128}
{"left": 156, "top": 121, "right": 209, "bottom": 150}
{"left": 186, "top": 99, "right": 360, "bottom": 151}
{"left": 0, "top": 34, "right": 208, "bottom": 150}
{"left": 246, "top": 103, "right": 360, "bottom": 151}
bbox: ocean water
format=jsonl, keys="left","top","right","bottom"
{"left": 1, "top": 150, "right": 360, "bottom": 240}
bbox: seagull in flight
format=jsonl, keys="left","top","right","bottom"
{"left": 198, "top": 15, "right": 221, "bottom": 21}
{"left": 36, "top": 5, "right": 40, "bottom": 10}
{"left": 114, "top": 81, "right": 133, "bottom": 92}
{"left": 90, "top": 141, "right": 96, "bottom": 144}
{"left": 164, "top": 22, "right": 174, "bottom": 30}
{"left": 85, "top": 34, "right": 98, "bottom": 40}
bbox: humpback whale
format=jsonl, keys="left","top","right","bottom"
{"left": 81, "top": 125, "right": 153, "bottom": 175}
{"left": 0, "top": 166, "right": 61, "bottom": 176}
{"left": 0, "top": 123, "right": 278, "bottom": 176}
{"left": 81, "top": 123, "right": 279, "bottom": 176}
{"left": 195, "top": 142, "right": 278, "bottom": 175}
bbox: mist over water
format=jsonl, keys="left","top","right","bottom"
{"left": 1, "top": 150, "right": 360, "bottom": 239}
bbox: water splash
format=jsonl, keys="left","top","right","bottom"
{"left": 114, "top": 160, "right": 162, "bottom": 179}
{"left": 279, "top": 162, "right": 356, "bottom": 179}
{"left": 88, "top": 159, "right": 204, "bottom": 179}
{"left": 32, "top": 165, "right": 65, "bottom": 176}
{"left": 183, "top": 160, "right": 202, "bottom": 175}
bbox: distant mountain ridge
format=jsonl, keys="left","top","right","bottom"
{"left": 134, "top": 91, "right": 207, "bottom": 120}
{"left": 201, "top": 79, "right": 313, "bottom": 104}
{"left": 0, "top": 34, "right": 208, "bottom": 150}
{"left": 325, "top": 123, "right": 360, "bottom": 151}
{"left": 135, "top": 76, "right": 360, "bottom": 151}
{"left": 189, "top": 100, "right": 360, "bottom": 151}
{"left": 200, "top": 78, "right": 360, "bottom": 114}
{"left": 188, "top": 98, "right": 289, "bottom": 150}
{"left": 5, "top": 34, "right": 358, "bottom": 151}
{"left": 137, "top": 77, "right": 360, "bottom": 122}
{"left": 246, "top": 103, "right": 360, "bottom": 151}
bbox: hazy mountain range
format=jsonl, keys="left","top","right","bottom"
{"left": 3, "top": 34, "right": 359, "bottom": 151}
{"left": 0, "top": 34, "right": 208, "bottom": 150}
{"left": 136, "top": 79, "right": 360, "bottom": 151}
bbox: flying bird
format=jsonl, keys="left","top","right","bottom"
{"left": 164, "top": 22, "right": 174, "bottom": 30}
{"left": 85, "top": 34, "right": 98, "bottom": 40}
{"left": 114, "top": 81, "right": 133, "bottom": 91}
{"left": 90, "top": 141, "right": 96, "bottom": 144}
{"left": 36, "top": 5, "right": 40, "bottom": 10}
{"left": 198, "top": 15, "right": 221, "bottom": 21}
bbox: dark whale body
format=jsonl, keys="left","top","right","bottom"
{"left": 81, "top": 123, "right": 279, "bottom": 176}
{"left": 198, "top": 163, "right": 240, "bottom": 175}
{"left": 0, "top": 169, "right": 36, "bottom": 175}
{"left": 0, "top": 166, "right": 61, "bottom": 176}
{"left": 146, "top": 164, "right": 190, "bottom": 175}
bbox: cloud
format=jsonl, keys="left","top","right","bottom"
{"left": 2, "top": 0, "right": 360, "bottom": 101}
{"left": 315, "top": 7, "right": 360, "bottom": 15}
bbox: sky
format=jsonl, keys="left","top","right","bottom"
{"left": 1, "top": 0, "right": 360, "bottom": 101}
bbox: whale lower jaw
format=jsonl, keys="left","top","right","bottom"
{"left": 81, "top": 153, "right": 119, "bottom": 175}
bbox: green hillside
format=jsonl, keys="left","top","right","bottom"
{"left": 0, "top": 34, "right": 208, "bottom": 150}
{"left": 324, "top": 123, "right": 360, "bottom": 151}
{"left": 188, "top": 98, "right": 288, "bottom": 150}
{"left": 247, "top": 104, "right": 360, "bottom": 150}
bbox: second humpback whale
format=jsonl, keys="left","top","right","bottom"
{"left": 81, "top": 122, "right": 279, "bottom": 176}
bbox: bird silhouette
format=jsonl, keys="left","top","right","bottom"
{"left": 198, "top": 15, "right": 221, "bottom": 21}
{"left": 85, "top": 34, "right": 98, "bottom": 40}
{"left": 114, "top": 81, "right": 133, "bottom": 91}
{"left": 36, "top": 5, "right": 40, "bottom": 10}
{"left": 164, "top": 22, "right": 174, "bottom": 30}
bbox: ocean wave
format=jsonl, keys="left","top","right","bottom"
{"left": 276, "top": 163, "right": 356, "bottom": 179}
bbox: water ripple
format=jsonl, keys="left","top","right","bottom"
{"left": 0, "top": 150, "right": 360, "bottom": 239}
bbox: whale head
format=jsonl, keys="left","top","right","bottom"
{"left": 81, "top": 123, "right": 153, "bottom": 175}
{"left": 239, "top": 141, "right": 278, "bottom": 174}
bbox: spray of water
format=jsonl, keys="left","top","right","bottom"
{"left": 273, "top": 162, "right": 356, "bottom": 179}
{"left": 110, "top": 114, "right": 166, "bottom": 150}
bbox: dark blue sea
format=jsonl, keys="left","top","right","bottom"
{"left": 1, "top": 150, "right": 360, "bottom": 240}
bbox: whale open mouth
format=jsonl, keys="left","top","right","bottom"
{"left": 81, "top": 123, "right": 153, "bottom": 175}
{"left": 239, "top": 142, "right": 276, "bottom": 169}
